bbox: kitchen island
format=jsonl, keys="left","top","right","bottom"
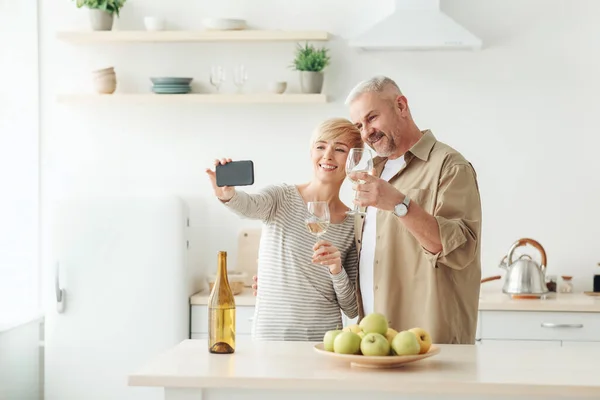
{"left": 128, "top": 338, "right": 600, "bottom": 400}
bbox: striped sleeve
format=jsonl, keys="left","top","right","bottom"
{"left": 330, "top": 241, "right": 359, "bottom": 319}
{"left": 222, "top": 185, "right": 285, "bottom": 223}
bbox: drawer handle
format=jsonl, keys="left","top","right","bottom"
{"left": 541, "top": 322, "right": 583, "bottom": 328}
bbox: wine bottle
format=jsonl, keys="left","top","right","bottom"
{"left": 208, "top": 251, "right": 236, "bottom": 354}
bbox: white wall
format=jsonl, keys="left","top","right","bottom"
{"left": 0, "top": 319, "right": 44, "bottom": 400}
{"left": 0, "top": 0, "right": 40, "bottom": 326}
{"left": 39, "top": 0, "right": 600, "bottom": 293}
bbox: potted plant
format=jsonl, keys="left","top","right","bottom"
{"left": 73, "top": 0, "right": 127, "bottom": 31}
{"left": 290, "top": 42, "right": 331, "bottom": 94}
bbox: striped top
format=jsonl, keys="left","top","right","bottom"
{"left": 224, "top": 183, "right": 358, "bottom": 341}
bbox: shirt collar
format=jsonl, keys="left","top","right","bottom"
{"left": 372, "top": 129, "right": 437, "bottom": 167}
{"left": 409, "top": 129, "right": 437, "bottom": 162}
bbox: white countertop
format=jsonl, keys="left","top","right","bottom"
{"left": 190, "top": 288, "right": 600, "bottom": 312}
{"left": 478, "top": 291, "right": 600, "bottom": 312}
{"left": 128, "top": 338, "right": 600, "bottom": 397}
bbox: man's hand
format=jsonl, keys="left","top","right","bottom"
{"left": 349, "top": 171, "right": 404, "bottom": 211}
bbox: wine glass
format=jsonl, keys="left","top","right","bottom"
{"left": 233, "top": 64, "right": 248, "bottom": 93}
{"left": 305, "top": 201, "right": 330, "bottom": 244}
{"left": 345, "top": 148, "right": 373, "bottom": 215}
{"left": 210, "top": 65, "right": 226, "bottom": 93}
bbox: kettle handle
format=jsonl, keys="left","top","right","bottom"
{"left": 507, "top": 238, "right": 547, "bottom": 271}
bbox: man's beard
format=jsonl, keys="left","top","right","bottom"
{"left": 368, "top": 131, "right": 396, "bottom": 157}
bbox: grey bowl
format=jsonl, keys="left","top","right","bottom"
{"left": 150, "top": 77, "right": 193, "bottom": 85}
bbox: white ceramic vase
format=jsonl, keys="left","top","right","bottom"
{"left": 300, "top": 71, "right": 324, "bottom": 94}
{"left": 89, "top": 9, "right": 114, "bottom": 31}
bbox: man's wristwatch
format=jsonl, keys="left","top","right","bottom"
{"left": 393, "top": 195, "right": 411, "bottom": 217}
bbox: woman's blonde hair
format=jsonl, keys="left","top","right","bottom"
{"left": 309, "top": 117, "right": 363, "bottom": 150}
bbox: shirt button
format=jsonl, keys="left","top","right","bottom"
{"left": 375, "top": 285, "right": 379, "bottom": 290}
{"left": 358, "top": 239, "right": 361, "bottom": 244}
{"left": 375, "top": 260, "right": 379, "bottom": 264}
{"left": 377, "top": 235, "right": 381, "bottom": 239}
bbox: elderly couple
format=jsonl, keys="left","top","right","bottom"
{"left": 205, "top": 76, "right": 482, "bottom": 345}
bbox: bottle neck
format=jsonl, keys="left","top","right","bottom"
{"left": 216, "top": 251, "right": 228, "bottom": 283}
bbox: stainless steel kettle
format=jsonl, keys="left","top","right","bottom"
{"left": 498, "top": 238, "right": 549, "bottom": 296}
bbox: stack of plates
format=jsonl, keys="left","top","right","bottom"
{"left": 150, "top": 77, "right": 193, "bottom": 94}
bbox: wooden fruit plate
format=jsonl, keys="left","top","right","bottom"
{"left": 313, "top": 343, "right": 441, "bottom": 369}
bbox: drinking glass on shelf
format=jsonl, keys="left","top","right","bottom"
{"left": 305, "top": 201, "right": 330, "bottom": 244}
{"left": 345, "top": 148, "right": 373, "bottom": 216}
{"left": 210, "top": 66, "right": 225, "bottom": 93}
{"left": 233, "top": 64, "right": 248, "bottom": 93}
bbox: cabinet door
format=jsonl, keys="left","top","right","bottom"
{"left": 479, "top": 310, "right": 599, "bottom": 341}
{"left": 479, "top": 339, "right": 561, "bottom": 348}
{"left": 190, "top": 305, "right": 255, "bottom": 335}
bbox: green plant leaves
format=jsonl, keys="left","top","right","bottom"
{"left": 72, "top": 0, "right": 127, "bottom": 16}
{"left": 291, "top": 42, "right": 331, "bottom": 72}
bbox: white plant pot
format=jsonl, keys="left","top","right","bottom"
{"left": 299, "top": 71, "right": 324, "bottom": 94}
{"left": 89, "top": 9, "right": 114, "bottom": 31}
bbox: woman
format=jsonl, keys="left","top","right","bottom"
{"left": 205, "top": 117, "right": 364, "bottom": 341}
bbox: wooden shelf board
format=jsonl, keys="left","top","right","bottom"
{"left": 56, "top": 93, "right": 328, "bottom": 104}
{"left": 56, "top": 30, "right": 330, "bottom": 43}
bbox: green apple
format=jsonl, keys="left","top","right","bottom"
{"left": 333, "top": 331, "right": 362, "bottom": 355}
{"left": 359, "top": 313, "right": 388, "bottom": 335}
{"left": 360, "top": 333, "right": 390, "bottom": 356}
{"left": 342, "top": 324, "right": 362, "bottom": 334}
{"left": 385, "top": 328, "right": 398, "bottom": 345}
{"left": 323, "top": 329, "right": 343, "bottom": 352}
{"left": 391, "top": 330, "right": 421, "bottom": 356}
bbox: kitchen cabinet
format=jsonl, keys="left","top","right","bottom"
{"left": 478, "top": 309, "right": 600, "bottom": 347}
{"left": 189, "top": 305, "right": 255, "bottom": 339}
{"left": 189, "top": 291, "right": 600, "bottom": 346}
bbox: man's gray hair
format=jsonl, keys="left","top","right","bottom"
{"left": 344, "top": 75, "right": 403, "bottom": 105}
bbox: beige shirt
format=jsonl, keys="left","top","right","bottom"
{"left": 354, "top": 130, "right": 482, "bottom": 344}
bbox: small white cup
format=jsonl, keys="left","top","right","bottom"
{"left": 268, "top": 81, "right": 287, "bottom": 94}
{"left": 144, "top": 17, "right": 165, "bottom": 31}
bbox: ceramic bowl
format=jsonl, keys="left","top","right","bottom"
{"left": 268, "top": 81, "right": 287, "bottom": 94}
{"left": 202, "top": 18, "right": 246, "bottom": 30}
{"left": 92, "top": 67, "right": 114, "bottom": 77}
{"left": 150, "top": 77, "right": 193, "bottom": 85}
{"left": 93, "top": 77, "right": 116, "bottom": 94}
{"left": 144, "top": 16, "right": 165, "bottom": 31}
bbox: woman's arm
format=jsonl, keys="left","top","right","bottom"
{"left": 313, "top": 240, "right": 359, "bottom": 319}
{"left": 205, "top": 158, "right": 285, "bottom": 223}
{"left": 222, "top": 185, "right": 285, "bottom": 222}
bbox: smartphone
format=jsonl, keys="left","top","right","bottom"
{"left": 216, "top": 160, "right": 254, "bottom": 187}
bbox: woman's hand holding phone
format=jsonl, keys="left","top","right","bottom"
{"left": 205, "top": 158, "right": 236, "bottom": 201}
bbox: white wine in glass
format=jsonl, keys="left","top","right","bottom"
{"left": 305, "top": 201, "right": 330, "bottom": 243}
{"left": 346, "top": 148, "right": 373, "bottom": 215}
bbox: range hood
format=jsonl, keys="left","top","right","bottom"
{"left": 349, "top": 0, "right": 482, "bottom": 51}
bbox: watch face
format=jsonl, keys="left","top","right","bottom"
{"left": 395, "top": 204, "right": 408, "bottom": 217}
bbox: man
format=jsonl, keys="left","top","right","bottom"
{"left": 346, "top": 76, "right": 482, "bottom": 344}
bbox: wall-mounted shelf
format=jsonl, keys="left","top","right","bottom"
{"left": 56, "top": 30, "right": 330, "bottom": 44}
{"left": 56, "top": 93, "right": 328, "bottom": 104}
